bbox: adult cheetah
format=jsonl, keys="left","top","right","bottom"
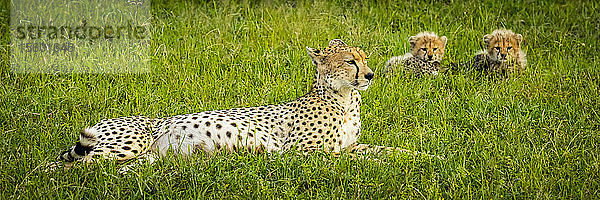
{"left": 384, "top": 31, "right": 447, "bottom": 76}
{"left": 54, "top": 39, "right": 431, "bottom": 170}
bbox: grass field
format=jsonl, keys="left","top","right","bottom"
{"left": 1, "top": 0, "right": 599, "bottom": 199}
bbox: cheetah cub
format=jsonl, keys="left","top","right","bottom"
{"left": 384, "top": 31, "right": 447, "bottom": 76}
{"left": 51, "top": 39, "right": 437, "bottom": 172}
{"left": 472, "top": 29, "right": 526, "bottom": 75}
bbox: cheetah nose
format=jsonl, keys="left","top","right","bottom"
{"left": 364, "top": 72, "right": 374, "bottom": 81}
{"left": 427, "top": 55, "right": 433, "bottom": 60}
{"left": 500, "top": 54, "right": 507, "bottom": 59}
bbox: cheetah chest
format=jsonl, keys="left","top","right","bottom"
{"left": 338, "top": 91, "right": 362, "bottom": 149}
{"left": 404, "top": 57, "right": 440, "bottom": 76}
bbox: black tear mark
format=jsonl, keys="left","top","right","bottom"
{"left": 354, "top": 64, "right": 359, "bottom": 80}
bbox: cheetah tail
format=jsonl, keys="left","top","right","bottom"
{"left": 58, "top": 128, "right": 99, "bottom": 162}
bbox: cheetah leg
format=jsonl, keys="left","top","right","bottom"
{"left": 43, "top": 153, "right": 100, "bottom": 173}
{"left": 43, "top": 161, "right": 72, "bottom": 172}
{"left": 345, "top": 144, "right": 444, "bottom": 160}
{"left": 118, "top": 153, "right": 159, "bottom": 174}
{"left": 330, "top": 151, "right": 357, "bottom": 159}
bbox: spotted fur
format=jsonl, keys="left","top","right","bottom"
{"left": 52, "top": 39, "right": 434, "bottom": 171}
{"left": 384, "top": 32, "right": 447, "bottom": 76}
{"left": 472, "top": 29, "right": 527, "bottom": 75}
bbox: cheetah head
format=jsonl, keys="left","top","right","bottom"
{"left": 306, "top": 39, "right": 374, "bottom": 91}
{"left": 484, "top": 29, "right": 523, "bottom": 63}
{"left": 409, "top": 32, "right": 447, "bottom": 64}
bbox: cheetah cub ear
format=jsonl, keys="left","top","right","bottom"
{"left": 329, "top": 39, "right": 347, "bottom": 46}
{"left": 440, "top": 36, "right": 448, "bottom": 46}
{"left": 514, "top": 34, "right": 523, "bottom": 45}
{"left": 483, "top": 34, "right": 492, "bottom": 48}
{"left": 408, "top": 36, "right": 417, "bottom": 50}
{"left": 306, "top": 46, "right": 324, "bottom": 66}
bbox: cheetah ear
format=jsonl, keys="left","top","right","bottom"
{"left": 408, "top": 36, "right": 417, "bottom": 50}
{"left": 306, "top": 46, "right": 323, "bottom": 66}
{"left": 514, "top": 34, "right": 523, "bottom": 45}
{"left": 440, "top": 36, "right": 448, "bottom": 46}
{"left": 329, "top": 39, "right": 347, "bottom": 46}
{"left": 483, "top": 34, "right": 491, "bottom": 48}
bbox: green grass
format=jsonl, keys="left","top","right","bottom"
{"left": 1, "top": 0, "right": 599, "bottom": 199}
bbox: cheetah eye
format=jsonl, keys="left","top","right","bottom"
{"left": 494, "top": 47, "right": 501, "bottom": 51}
{"left": 421, "top": 48, "right": 427, "bottom": 52}
{"left": 346, "top": 60, "right": 357, "bottom": 65}
{"left": 433, "top": 48, "right": 438, "bottom": 51}
{"left": 507, "top": 46, "right": 513, "bottom": 51}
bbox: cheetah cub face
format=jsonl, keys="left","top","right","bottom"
{"left": 484, "top": 29, "right": 523, "bottom": 63}
{"left": 306, "top": 39, "right": 374, "bottom": 91}
{"left": 409, "top": 32, "right": 447, "bottom": 63}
